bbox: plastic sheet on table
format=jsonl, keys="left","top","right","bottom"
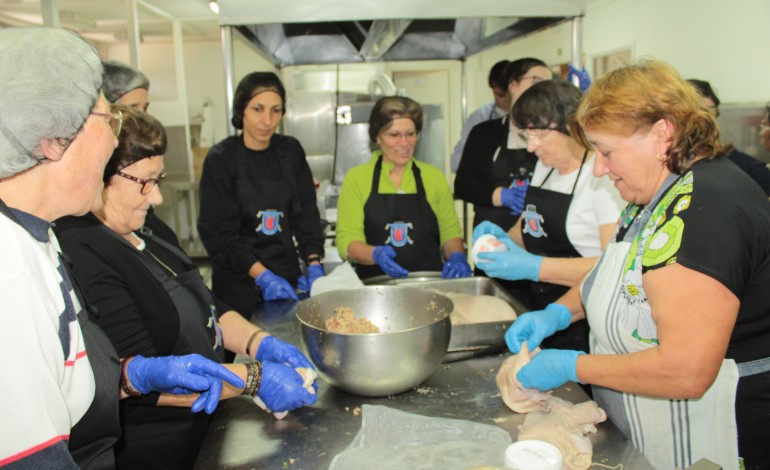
{"left": 329, "top": 404, "right": 512, "bottom": 470}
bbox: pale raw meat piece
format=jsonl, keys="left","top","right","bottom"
{"left": 442, "top": 292, "right": 517, "bottom": 325}
{"left": 253, "top": 367, "right": 317, "bottom": 420}
{"left": 495, "top": 341, "right": 552, "bottom": 413}
{"left": 517, "top": 397, "right": 607, "bottom": 470}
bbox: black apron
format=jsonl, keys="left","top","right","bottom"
{"left": 66, "top": 265, "right": 122, "bottom": 470}
{"left": 212, "top": 141, "right": 301, "bottom": 317}
{"left": 101, "top": 226, "right": 224, "bottom": 470}
{"left": 472, "top": 117, "right": 538, "bottom": 230}
{"left": 356, "top": 156, "right": 443, "bottom": 279}
{"left": 472, "top": 119, "right": 538, "bottom": 304}
{"left": 0, "top": 198, "right": 121, "bottom": 470}
{"left": 520, "top": 151, "right": 590, "bottom": 354}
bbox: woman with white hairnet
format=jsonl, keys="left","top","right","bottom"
{"left": 0, "top": 27, "right": 243, "bottom": 469}
{"left": 102, "top": 59, "right": 151, "bottom": 112}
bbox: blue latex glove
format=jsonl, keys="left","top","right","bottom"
{"left": 441, "top": 252, "right": 473, "bottom": 279}
{"left": 500, "top": 180, "right": 528, "bottom": 216}
{"left": 256, "top": 335, "right": 315, "bottom": 372}
{"left": 255, "top": 269, "right": 298, "bottom": 301}
{"left": 476, "top": 236, "right": 542, "bottom": 282}
{"left": 126, "top": 354, "right": 245, "bottom": 414}
{"left": 567, "top": 64, "right": 592, "bottom": 91}
{"left": 297, "top": 264, "right": 325, "bottom": 292}
{"left": 258, "top": 360, "right": 319, "bottom": 412}
{"left": 517, "top": 349, "right": 585, "bottom": 391}
{"left": 504, "top": 303, "right": 572, "bottom": 353}
{"left": 372, "top": 245, "right": 409, "bottom": 278}
{"left": 472, "top": 221, "right": 511, "bottom": 245}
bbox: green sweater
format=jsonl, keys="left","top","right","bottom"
{"left": 336, "top": 152, "right": 462, "bottom": 259}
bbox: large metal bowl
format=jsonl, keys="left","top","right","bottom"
{"left": 296, "top": 286, "right": 453, "bottom": 397}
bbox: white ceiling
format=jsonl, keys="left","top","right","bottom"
{"left": 0, "top": 0, "right": 221, "bottom": 43}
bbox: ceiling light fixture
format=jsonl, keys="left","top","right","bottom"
{"left": 209, "top": 1, "right": 219, "bottom": 15}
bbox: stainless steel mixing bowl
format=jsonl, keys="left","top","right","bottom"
{"left": 296, "top": 286, "right": 453, "bottom": 397}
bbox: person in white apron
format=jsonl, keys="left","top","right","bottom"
{"left": 474, "top": 79, "right": 624, "bottom": 355}
{"left": 504, "top": 60, "right": 770, "bottom": 470}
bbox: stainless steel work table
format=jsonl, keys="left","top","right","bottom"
{"left": 194, "top": 298, "right": 653, "bottom": 469}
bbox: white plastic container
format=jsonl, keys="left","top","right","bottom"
{"left": 504, "top": 440, "right": 563, "bottom": 470}
{"left": 471, "top": 234, "right": 508, "bottom": 264}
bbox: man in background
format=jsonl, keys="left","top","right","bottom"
{"left": 450, "top": 60, "right": 510, "bottom": 172}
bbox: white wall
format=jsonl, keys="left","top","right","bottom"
{"left": 465, "top": 0, "right": 770, "bottom": 117}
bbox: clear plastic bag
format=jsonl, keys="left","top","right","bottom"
{"left": 329, "top": 405, "right": 512, "bottom": 470}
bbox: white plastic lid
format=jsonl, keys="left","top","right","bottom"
{"left": 504, "top": 440, "right": 563, "bottom": 470}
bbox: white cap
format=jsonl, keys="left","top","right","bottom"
{"left": 504, "top": 440, "right": 563, "bottom": 470}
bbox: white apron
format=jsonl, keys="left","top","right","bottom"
{"left": 580, "top": 179, "right": 741, "bottom": 470}
{"left": 582, "top": 241, "right": 740, "bottom": 470}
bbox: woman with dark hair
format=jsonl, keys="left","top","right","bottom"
{"left": 198, "top": 72, "right": 325, "bottom": 313}
{"left": 454, "top": 58, "right": 553, "bottom": 304}
{"left": 336, "top": 96, "right": 471, "bottom": 280}
{"left": 55, "top": 104, "right": 318, "bottom": 469}
{"left": 506, "top": 59, "right": 770, "bottom": 470}
{"left": 474, "top": 79, "right": 624, "bottom": 354}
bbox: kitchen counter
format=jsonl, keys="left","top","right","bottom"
{"left": 194, "top": 298, "right": 653, "bottom": 469}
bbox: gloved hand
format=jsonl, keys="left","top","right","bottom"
{"left": 517, "top": 349, "right": 585, "bottom": 391}
{"left": 255, "top": 270, "right": 298, "bottom": 301}
{"left": 441, "top": 252, "right": 473, "bottom": 279}
{"left": 126, "top": 354, "right": 245, "bottom": 414}
{"left": 476, "top": 237, "right": 542, "bottom": 281}
{"left": 297, "top": 264, "right": 325, "bottom": 292}
{"left": 372, "top": 245, "right": 409, "bottom": 278}
{"left": 258, "top": 360, "right": 319, "bottom": 412}
{"left": 500, "top": 180, "right": 528, "bottom": 216}
{"left": 472, "top": 220, "right": 511, "bottom": 245}
{"left": 256, "top": 335, "right": 315, "bottom": 372}
{"left": 504, "top": 303, "right": 572, "bottom": 353}
{"left": 567, "top": 64, "right": 592, "bottom": 91}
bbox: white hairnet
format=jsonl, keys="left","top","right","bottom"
{"left": 102, "top": 60, "right": 149, "bottom": 103}
{"left": 0, "top": 27, "right": 103, "bottom": 179}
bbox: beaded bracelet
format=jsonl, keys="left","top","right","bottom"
{"left": 120, "top": 358, "right": 142, "bottom": 397}
{"left": 242, "top": 361, "right": 263, "bottom": 397}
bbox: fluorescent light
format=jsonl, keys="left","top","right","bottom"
{"left": 209, "top": 1, "right": 219, "bottom": 15}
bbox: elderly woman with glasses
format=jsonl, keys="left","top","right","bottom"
{"left": 336, "top": 95, "right": 471, "bottom": 280}
{"left": 54, "top": 105, "right": 318, "bottom": 469}
{"left": 473, "top": 79, "right": 625, "bottom": 355}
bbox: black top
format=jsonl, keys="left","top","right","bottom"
{"left": 197, "top": 134, "right": 324, "bottom": 316}
{"left": 726, "top": 148, "right": 770, "bottom": 196}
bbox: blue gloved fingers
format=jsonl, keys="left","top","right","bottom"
{"left": 306, "top": 264, "right": 325, "bottom": 288}
{"left": 516, "top": 349, "right": 585, "bottom": 391}
{"left": 190, "top": 376, "right": 224, "bottom": 414}
{"left": 441, "top": 252, "right": 472, "bottom": 279}
{"left": 500, "top": 183, "right": 528, "bottom": 216}
{"left": 504, "top": 304, "right": 572, "bottom": 352}
{"left": 256, "top": 336, "right": 315, "bottom": 370}
{"left": 373, "top": 246, "right": 409, "bottom": 278}
{"left": 472, "top": 221, "right": 510, "bottom": 245}
{"left": 256, "top": 270, "right": 299, "bottom": 301}
{"left": 126, "top": 354, "right": 244, "bottom": 395}
{"left": 297, "top": 275, "right": 310, "bottom": 292}
{"left": 258, "top": 361, "right": 318, "bottom": 412}
{"left": 475, "top": 246, "right": 542, "bottom": 282}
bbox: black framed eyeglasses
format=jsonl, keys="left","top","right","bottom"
{"left": 90, "top": 110, "right": 122, "bottom": 138}
{"left": 116, "top": 170, "right": 167, "bottom": 195}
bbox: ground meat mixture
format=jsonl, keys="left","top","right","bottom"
{"left": 325, "top": 307, "right": 381, "bottom": 334}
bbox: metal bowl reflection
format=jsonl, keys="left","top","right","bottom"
{"left": 296, "top": 286, "right": 453, "bottom": 397}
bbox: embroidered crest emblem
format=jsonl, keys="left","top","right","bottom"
{"left": 255, "top": 209, "right": 283, "bottom": 235}
{"left": 207, "top": 304, "right": 224, "bottom": 350}
{"left": 522, "top": 204, "right": 547, "bottom": 238}
{"left": 385, "top": 221, "right": 414, "bottom": 247}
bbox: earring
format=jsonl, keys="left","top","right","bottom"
{"left": 656, "top": 151, "right": 666, "bottom": 163}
